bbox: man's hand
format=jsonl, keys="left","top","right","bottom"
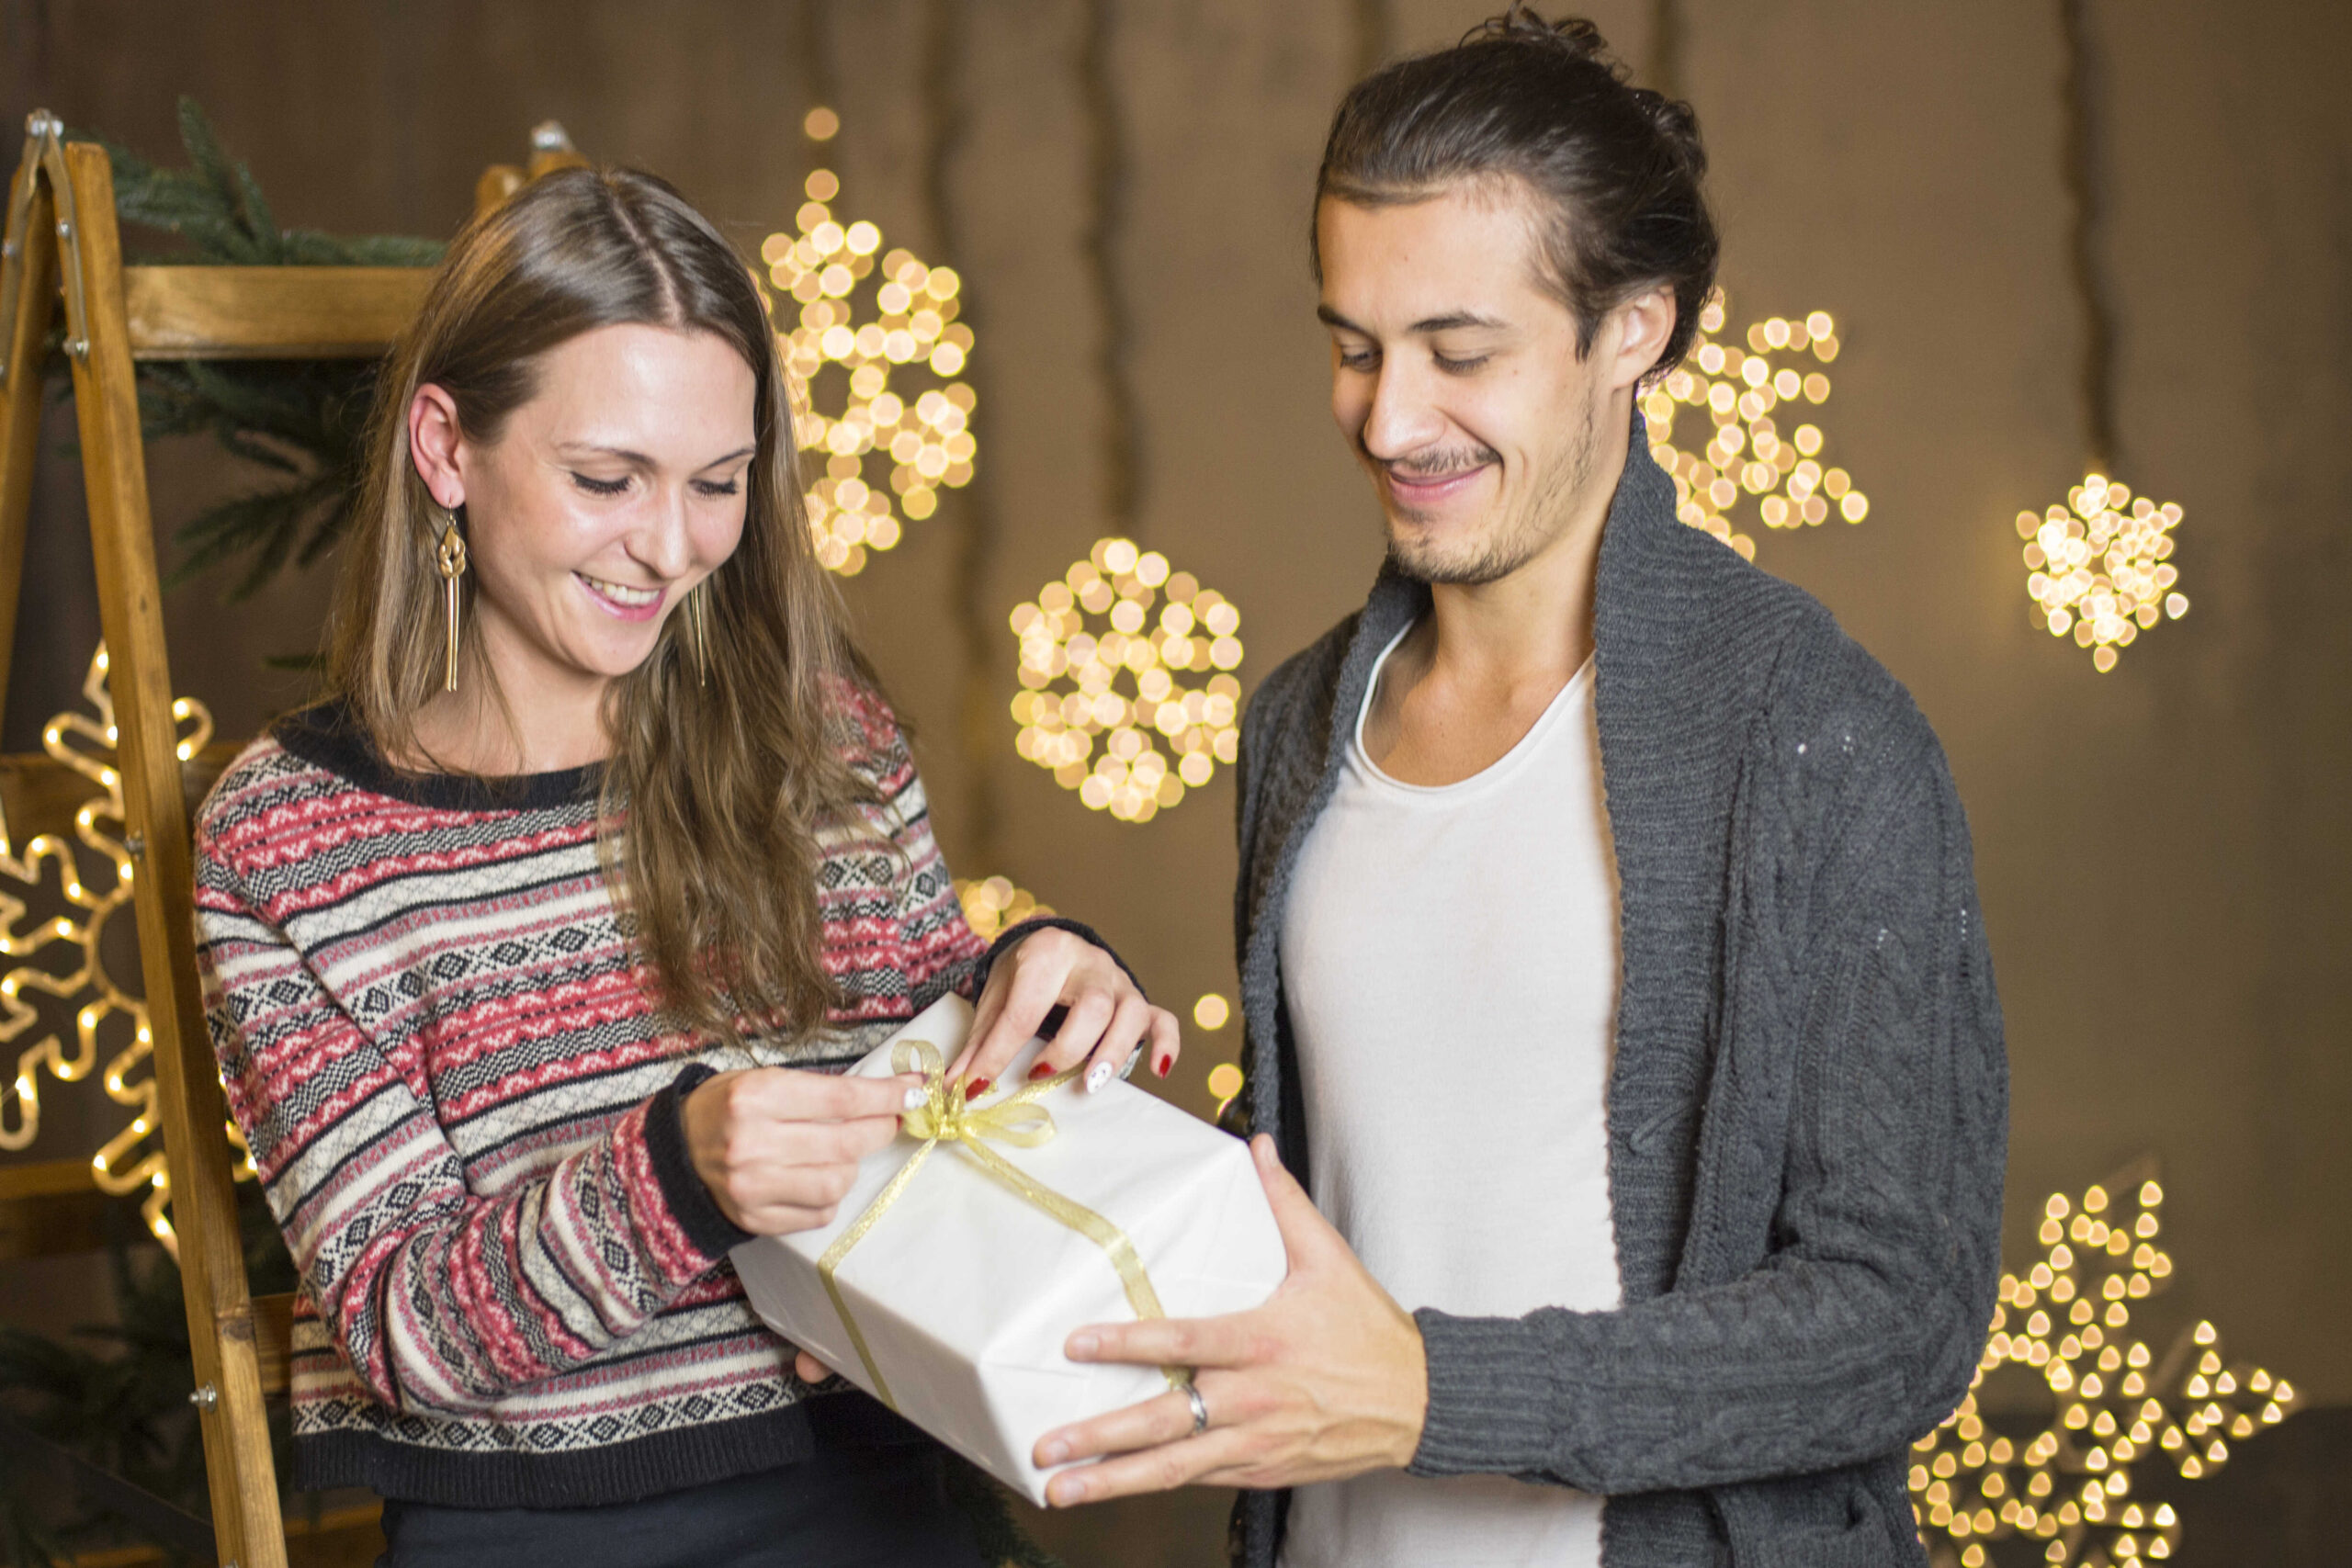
{"left": 1029, "top": 1134, "right": 1427, "bottom": 1506}
{"left": 683, "top": 1066, "right": 921, "bottom": 1235}
{"left": 953, "top": 927, "right": 1182, "bottom": 1098}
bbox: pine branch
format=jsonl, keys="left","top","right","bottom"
{"left": 51, "top": 97, "right": 445, "bottom": 601}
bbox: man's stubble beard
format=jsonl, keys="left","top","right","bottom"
{"left": 1381, "top": 387, "right": 1603, "bottom": 589}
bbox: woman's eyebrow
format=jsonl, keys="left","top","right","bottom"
{"left": 553, "top": 441, "right": 757, "bottom": 470}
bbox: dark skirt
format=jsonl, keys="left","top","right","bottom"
{"left": 377, "top": 1439, "right": 987, "bottom": 1568}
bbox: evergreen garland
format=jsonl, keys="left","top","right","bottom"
{"left": 71, "top": 98, "right": 444, "bottom": 599}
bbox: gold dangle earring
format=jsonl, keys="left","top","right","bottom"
{"left": 434, "top": 503, "right": 468, "bottom": 693}
{"left": 686, "top": 581, "right": 712, "bottom": 688}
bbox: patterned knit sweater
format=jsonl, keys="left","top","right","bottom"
{"left": 193, "top": 686, "right": 993, "bottom": 1508}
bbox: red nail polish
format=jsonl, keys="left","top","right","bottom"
{"left": 1152, "top": 1052, "right": 1171, "bottom": 1078}
{"left": 1028, "top": 1061, "right": 1057, "bottom": 1081}
{"left": 965, "top": 1077, "right": 990, "bottom": 1100}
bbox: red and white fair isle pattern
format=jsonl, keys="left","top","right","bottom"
{"left": 193, "top": 686, "right": 984, "bottom": 1489}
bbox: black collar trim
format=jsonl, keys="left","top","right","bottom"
{"left": 272, "top": 701, "right": 604, "bottom": 812}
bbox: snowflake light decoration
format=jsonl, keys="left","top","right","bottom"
{"left": 760, "top": 164, "right": 977, "bottom": 576}
{"left": 1643, "top": 290, "right": 1866, "bottom": 559}
{"left": 1908, "top": 1168, "right": 2298, "bottom": 1568}
{"left": 0, "top": 644, "right": 235, "bottom": 1245}
{"left": 955, "top": 876, "right": 1053, "bottom": 942}
{"left": 2018, "top": 474, "right": 2187, "bottom": 673}
{"left": 1010, "top": 537, "right": 1243, "bottom": 823}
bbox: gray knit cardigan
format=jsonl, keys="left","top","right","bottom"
{"left": 1227, "top": 423, "right": 2007, "bottom": 1568}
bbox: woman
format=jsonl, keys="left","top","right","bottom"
{"left": 193, "top": 166, "right": 1180, "bottom": 1566}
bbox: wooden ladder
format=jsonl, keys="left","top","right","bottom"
{"left": 0, "top": 113, "right": 580, "bottom": 1568}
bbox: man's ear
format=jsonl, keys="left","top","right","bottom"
{"left": 409, "top": 383, "right": 468, "bottom": 510}
{"left": 1605, "top": 288, "right": 1677, "bottom": 392}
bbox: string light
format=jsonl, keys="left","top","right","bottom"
{"left": 1908, "top": 1167, "right": 2297, "bottom": 1567}
{"left": 1192, "top": 994, "right": 1230, "bottom": 1031}
{"left": 759, "top": 141, "right": 977, "bottom": 576}
{"left": 954, "top": 876, "right": 1053, "bottom": 943}
{"left": 1011, "top": 537, "right": 1243, "bottom": 823}
{"left": 1644, "top": 290, "right": 1866, "bottom": 559}
{"left": 0, "top": 644, "right": 239, "bottom": 1246}
{"left": 2018, "top": 473, "right": 2187, "bottom": 673}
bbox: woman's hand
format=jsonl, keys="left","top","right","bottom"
{"left": 952, "top": 927, "right": 1182, "bottom": 1098}
{"left": 683, "top": 1066, "right": 922, "bottom": 1235}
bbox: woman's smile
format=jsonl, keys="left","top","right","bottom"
{"left": 575, "top": 570, "right": 667, "bottom": 619}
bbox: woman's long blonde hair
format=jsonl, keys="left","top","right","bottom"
{"left": 329, "top": 166, "right": 878, "bottom": 1044}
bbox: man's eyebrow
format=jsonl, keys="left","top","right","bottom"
{"left": 1315, "top": 305, "right": 1509, "bottom": 335}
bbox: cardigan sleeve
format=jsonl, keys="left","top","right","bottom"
{"left": 1406, "top": 691, "right": 2007, "bottom": 1494}
{"left": 194, "top": 843, "right": 741, "bottom": 1416}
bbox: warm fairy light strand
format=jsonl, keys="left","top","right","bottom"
{"left": 1011, "top": 537, "right": 1243, "bottom": 823}
{"left": 954, "top": 876, "right": 1053, "bottom": 943}
{"left": 0, "top": 646, "right": 242, "bottom": 1246}
{"left": 759, "top": 139, "right": 978, "bottom": 576}
{"left": 2018, "top": 474, "right": 2187, "bottom": 673}
{"left": 1643, "top": 290, "right": 1866, "bottom": 559}
{"left": 1908, "top": 1170, "right": 2297, "bottom": 1568}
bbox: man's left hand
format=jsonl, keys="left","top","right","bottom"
{"left": 1030, "top": 1134, "right": 1428, "bottom": 1506}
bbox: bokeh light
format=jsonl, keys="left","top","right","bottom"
{"left": 1644, "top": 291, "right": 1866, "bottom": 559}
{"left": 1908, "top": 1171, "right": 2297, "bottom": 1568}
{"left": 954, "top": 876, "right": 1054, "bottom": 943}
{"left": 759, "top": 153, "right": 977, "bottom": 575}
{"left": 2018, "top": 473, "right": 2187, "bottom": 673}
{"left": 1192, "top": 994, "right": 1230, "bottom": 1031}
{"left": 1205, "top": 1062, "right": 1246, "bottom": 1120}
{"left": 1011, "top": 537, "right": 1244, "bottom": 823}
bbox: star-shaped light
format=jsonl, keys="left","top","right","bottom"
{"left": 1010, "top": 537, "right": 1243, "bottom": 823}
{"left": 759, "top": 160, "right": 977, "bottom": 576}
{"left": 2018, "top": 474, "right": 2187, "bottom": 673}
{"left": 1908, "top": 1168, "right": 2298, "bottom": 1567}
{"left": 0, "top": 645, "right": 232, "bottom": 1247}
{"left": 1643, "top": 289, "right": 1866, "bottom": 559}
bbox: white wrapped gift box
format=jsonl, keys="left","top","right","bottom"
{"left": 730, "top": 993, "right": 1287, "bottom": 1505}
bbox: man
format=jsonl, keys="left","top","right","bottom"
{"left": 1012, "top": 11, "right": 2007, "bottom": 1566}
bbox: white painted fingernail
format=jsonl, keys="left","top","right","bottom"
{"left": 902, "top": 1084, "right": 925, "bottom": 1111}
{"left": 1084, "top": 1059, "right": 1114, "bottom": 1095}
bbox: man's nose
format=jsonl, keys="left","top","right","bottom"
{"left": 1361, "top": 363, "right": 1444, "bottom": 462}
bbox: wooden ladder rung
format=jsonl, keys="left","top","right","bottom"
{"left": 250, "top": 1292, "right": 296, "bottom": 1397}
{"left": 123, "top": 265, "right": 431, "bottom": 359}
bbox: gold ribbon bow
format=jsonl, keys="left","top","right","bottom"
{"left": 816, "top": 1039, "right": 1179, "bottom": 1411}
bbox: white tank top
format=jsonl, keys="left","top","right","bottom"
{"left": 1278, "top": 625, "right": 1623, "bottom": 1568}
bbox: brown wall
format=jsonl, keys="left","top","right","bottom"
{"left": 3, "top": 0, "right": 2346, "bottom": 1553}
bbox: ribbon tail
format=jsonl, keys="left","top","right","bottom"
{"left": 817, "top": 1138, "right": 940, "bottom": 1410}
{"left": 953, "top": 1138, "right": 1190, "bottom": 1391}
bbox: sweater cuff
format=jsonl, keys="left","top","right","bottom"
{"left": 972, "top": 915, "right": 1147, "bottom": 998}
{"left": 644, "top": 1064, "right": 756, "bottom": 1259}
{"left": 1407, "top": 1307, "right": 1557, "bottom": 1478}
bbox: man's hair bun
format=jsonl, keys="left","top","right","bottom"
{"left": 1473, "top": 6, "right": 1611, "bottom": 65}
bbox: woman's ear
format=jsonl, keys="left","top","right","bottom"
{"left": 408, "top": 384, "right": 468, "bottom": 509}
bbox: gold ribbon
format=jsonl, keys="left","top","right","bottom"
{"left": 816, "top": 1040, "right": 1181, "bottom": 1410}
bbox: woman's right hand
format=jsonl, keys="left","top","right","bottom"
{"left": 683, "top": 1067, "right": 923, "bottom": 1235}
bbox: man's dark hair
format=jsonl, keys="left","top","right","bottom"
{"left": 1313, "top": 6, "right": 1718, "bottom": 376}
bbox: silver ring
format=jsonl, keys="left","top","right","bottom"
{"left": 1183, "top": 1382, "right": 1209, "bottom": 1436}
